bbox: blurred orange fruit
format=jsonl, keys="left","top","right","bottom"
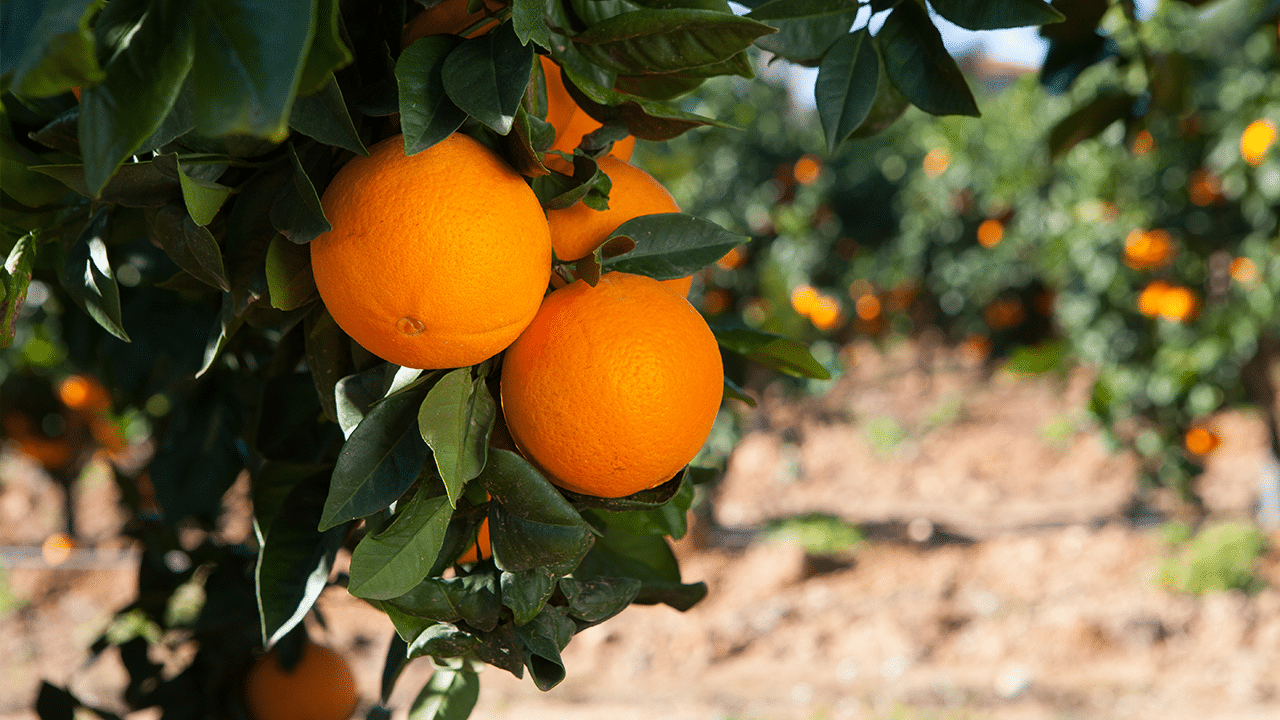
{"left": 500, "top": 272, "right": 723, "bottom": 497}
{"left": 1131, "top": 129, "right": 1156, "bottom": 155}
{"left": 41, "top": 532, "right": 76, "bottom": 566}
{"left": 310, "top": 133, "right": 551, "bottom": 369}
{"left": 976, "top": 219, "right": 1004, "bottom": 248}
{"left": 1123, "top": 229, "right": 1175, "bottom": 270}
{"left": 244, "top": 642, "right": 358, "bottom": 720}
{"left": 922, "top": 148, "right": 950, "bottom": 178}
{"left": 808, "top": 294, "right": 843, "bottom": 330}
{"left": 1157, "top": 285, "right": 1199, "bottom": 322}
{"left": 58, "top": 374, "right": 111, "bottom": 414}
{"left": 790, "top": 285, "right": 819, "bottom": 316}
{"left": 1230, "top": 257, "right": 1259, "bottom": 285}
{"left": 702, "top": 288, "right": 733, "bottom": 315}
{"left": 854, "top": 293, "right": 881, "bottom": 321}
{"left": 1184, "top": 427, "right": 1220, "bottom": 456}
{"left": 793, "top": 154, "right": 822, "bottom": 185}
{"left": 1241, "top": 119, "right": 1277, "bottom": 166}
{"left": 984, "top": 298, "right": 1025, "bottom": 330}
{"left": 1187, "top": 168, "right": 1223, "bottom": 206}
{"left": 716, "top": 246, "right": 746, "bottom": 270}
{"left": 1137, "top": 280, "right": 1171, "bottom": 317}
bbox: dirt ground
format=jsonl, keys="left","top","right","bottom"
{"left": 3, "top": 338, "right": 1279, "bottom": 720}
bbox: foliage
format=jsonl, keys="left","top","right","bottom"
{"left": 1156, "top": 520, "right": 1269, "bottom": 594}
{"left": 0, "top": 0, "right": 1066, "bottom": 717}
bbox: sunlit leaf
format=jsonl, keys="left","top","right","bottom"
{"left": 397, "top": 35, "right": 468, "bottom": 155}
{"left": 602, "top": 212, "right": 748, "bottom": 279}
{"left": 442, "top": 23, "right": 535, "bottom": 135}
{"left": 348, "top": 486, "right": 453, "bottom": 600}
{"left": 418, "top": 368, "right": 496, "bottom": 507}
{"left": 710, "top": 323, "right": 831, "bottom": 379}
{"left": 409, "top": 667, "right": 480, "bottom": 720}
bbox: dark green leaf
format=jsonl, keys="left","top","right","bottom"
{"left": 928, "top": 0, "right": 1064, "bottom": 31}
{"left": 290, "top": 76, "right": 369, "bottom": 156}
{"left": 582, "top": 474, "right": 695, "bottom": 538}
{"left": 305, "top": 307, "right": 351, "bottom": 424}
{"left": 515, "top": 606, "right": 575, "bottom": 690}
{"left": 269, "top": 144, "right": 332, "bottom": 244}
{"left": 571, "top": 9, "right": 775, "bottom": 76}
{"left": 189, "top": 0, "right": 313, "bottom": 140}
{"left": 197, "top": 292, "right": 245, "bottom": 379}
{"left": 397, "top": 35, "right": 468, "bottom": 155}
{"left": 4, "top": 0, "right": 104, "bottom": 98}
{"left": 511, "top": 0, "right": 552, "bottom": 48}
{"left": 531, "top": 153, "right": 609, "bottom": 211}
{"left": 478, "top": 450, "right": 594, "bottom": 573}
{"left": 148, "top": 204, "right": 232, "bottom": 292}
{"left": 388, "top": 573, "right": 501, "bottom": 632}
{"left": 380, "top": 633, "right": 409, "bottom": 704}
{"left": 877, "top": 2, "right": 979, "bottom": 117}
{"left": 559, "top": 471, "right": 687, "bottom": 512}
{"left": 265, "top": 235, "right": 318, "bottom": 311}
{"left": 602, "top": 212, "right": 748, "bottom": 280}
{"left": 297, "top": 0, "right": 353, "bottom": 96}
{"left": 711, "top": 323, "right": 831, "bottom": 379}
{"left": 320, "top": 380, "right": 433, "bottom": 530}
{"left": 176, "top": 157, "right": 233, "bottom": 226}
{"left": 0, "top": 136, "right": 72, "bottom": 208}
{"left": 471, "top": 623, "right": 524, "bottom": 677}
{"left": 816, "top": 29, "right": 879, "bottom": 152}
{"left": 558, "top": 576, "right": 641, "bottom": 624}
{"left": 403, "top": 622, "right": 480, "bottom": 660}
{"left": 1048, "top": 92, "right": 1134, "bottom": 158}
{"left": 409, "top": 667, "right": 480, "bottom": 720}
{"left": 748, "top": 0, "right": 859, "bottom": 64}
{"left": 500, "top": 567, "right": 557, "bottom": 625}
{"left": 442, "top": 22, "right": 535, "bottom": 135}
{"left": 419, "top": 368, "right": 496, "bottom": 507}
{"left": 253, "top": 462, "right": 347, "bottom": 647}
{"left": 31, "top": 160, "right": 183, "bottom": 207}
{"left": 334, "top": 365, "right": 422, "bottom": 438}
{"left": 723, "top": 376, "right": 757, "bottom": 407}
{"left": 844, "top": 46, "right": 911, "bottom": 139}
{"left": 60, "top": 208, "right": 129, "bottom": 341}
{"left": 79, "top": 0, "right": 194, "bottom": 195}
{"left": 574, "top": 526, "right": 707, "bottom": 610}
{"left": 349, "top": 486, "right": 453, "bottom": 600}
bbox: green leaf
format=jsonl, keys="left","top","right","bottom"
{"left": 402, "top": 622, "right": 480, "bottom": 659}
{"left": 531, "top": 154, "right": 609, "bottom": 210}
{"left": 844, "top": 45, "right": 910, "bottom": 139}
{"left": 558, "top": 471, "right": 688, "bottom": 513}
{"left": 477, "top": 450, "right": 594, "bottom": 573}
{"left": 176, "top": 158, "right": 233, "bottom": 226}
{"left": 816, "top": 29, "right": 879, "bottom": 153}
{"left": 442, "top": 22, "right": 535, "bottom": 135}
{"left": 1048, "top": 92, "right": 1134, "bottom": 158}
{"left": 0, "top": 136, "right": 72, "bottom": 208}
{"left": 928, "top": 0, "right": 1064, "bottom": 31}
{"left": 290, "top": 76, "right": 369, "bottom": 156}
{"left": 511, "top": 0, "right": 552, "bottom": 48}
{"left": 571, "top": 9, "right": 775, "bottom": 76}
{"left": 197, "top": 292, "right": 247, "bottom": 378}
{"left": 582, "top": 475, "right": 695, "bottom": 538}
{"left": 601, "top": 213, "right": 747, "bottom": 280}
{"left": 388, "top": 573, "right": 502, "bottom": 632}
{"left": 397, "top": 35, "right": 468, "bottom": 156}
{"left": 189, "top": 0, "right": 313, "bottom": 140}
{"left": 418, "top": 368, "right": 496, "bottom": 508}
{"left": 305, "top": 307, "right": 350, "bottom": 424}
{"left": 4, "top": 0, "right": 105, "bottom": 98}
{"left": 31, "top": 160, "right": 182, "bottom": 207}
{"left": 269, "top": 144, "right": 332, "bottom": 244}
{"left": 320, "top": 380, "right": 433, "bottom": 530}
{"left": 60, "top": 208, "right": 130, "bottom": 341}
{"left": 515, "top": 606, "right": 576, "bottom": 690}
{"left": 297, "top": 0, "right": 353, "bottom": 96}
{"left": 348, "top": 486, "right": 453, "bottom": 600}
{"left": 409, "top": 668, "right": 480, "bottom": 720}
{"left": 334, "top": 365, "right": 421, "bottom": 438}
{"left": 877, "top": 2, "right": 979, "bottom": 117}
{"left": 380, "top": 633, "right": 409, "bottom": 704}
{"left": 265, "top": 235, "right": 318, "bottom": 311}
{"left": 748, "top": 0, "right": 859, "bottom": 64}
{"left": 253, "top": 462, "right": 346, "bottom": 647}
{"left": 711, "top": 323, "right": 831, "bottom": 379}
{"left": 723, "top": 376, "right": 756, "bottom": 407}
{"left": 558, "top": 48, "right": 730, "bottom": 140}
{"left": 79, "top": 0, "right": 195, "bottom": 195}
{"left": 148, "top": 203, "right": 232, "bottom": 292}
{"left": 500, "top": 567, "right": 557, "bottom": 625}
{"left": 2, "top": 233, "right": 38, "bottom": 349}
{"left": 558, "top": 575, "right": 641, "bottom": 624}
{"left": 574, "top": 525, "right": 706, "bottom": 609}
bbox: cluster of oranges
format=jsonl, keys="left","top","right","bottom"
{"left": 1121, "top": 227, "right": 1198, "bottom": 323}
{"left": 789, "top": 284, "right": 844, "bottom": 330}
{"left": 309, "top": 2, "right": 724, "bottom": 501}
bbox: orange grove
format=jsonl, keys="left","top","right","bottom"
{"left": 500, "top": 272, "right": 723, "bottom": 498}
{"left": 545, "top": 154, "right": 679, "bottom": 262}
{"left": 311, "top": 133, "right": 551, "bottom": 369}
{"left": 244, "top": 641, "right": 358, "bottom": 720}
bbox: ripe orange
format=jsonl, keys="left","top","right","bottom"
{"left": 244, "top": 641, "right": 358, "bottom": 720}
{"left": 1241, "top": 119, "right": 1277, "bottom": 166}
{"left": 976, "top": 219, "right": 1004, "bottom": 248}
{"left": 401, "top": 0, "right": 503, "bottom": 45}
{"left": 1123, "top": 229, "right": 1175, "bottom": 270}
{"left": 539, "top": 55, "right": 577, "bottom": 140}
{"left": 310, "top": 133, "right": 551, "bottom": 369}
{"left": 1184, "top": 427, "right": 1221, "bottom": 456}
{"left": 546, "top": 155, "right": 678, "bottom": 262}
{"left": 1137, "top": 280, "right": 1171, "bottom": 317}
{"left": 500, "top": 272, "right": 723, "bottom": 497}
{"left": 58, "top": 374, "right": 110, "bottom": 414}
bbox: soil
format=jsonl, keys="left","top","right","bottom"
{"left": 3, "top": 338, "right": 1279, "bottom": 720}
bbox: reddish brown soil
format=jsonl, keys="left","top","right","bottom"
{"left": 3, "top": 339, "right": 1278, "bottom": 719}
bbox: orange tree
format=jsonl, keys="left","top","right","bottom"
{"left": 655, "top": 0, "right": 1280, "bottom": 510}
{"left": 1, "top": 0, "right": 1066, "bottom": 717}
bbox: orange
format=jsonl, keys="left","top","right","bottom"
{"left": 540, "top": 55, "right": 577, "bottom": 140}
{"left": 41, "top": 532, "right": 76, "bottom": 566}
{"left": 500, "top": 272, "right": 723, "bottom": 497}
{"left": 1123, "top": 229, "right": 1175, "bottom": 270}
{"left": 922, "top": 148, "right": 950, "bottom": 178}
{"left": 58, "top": 374, "right": 110, "bottom": 414}
{"left": 401, "top": 0, "right": 504, "bottom": 46}
{"left": 984, "top": 298, "right": 1025, "bottom": 330}
{"left": 1184, "top": 427, "right": 1220, "bottom": 456}
{"left": 311, "top": 133, "right": 551, "bottom": 369}
{"left": 1241, "top": 119, "right": 1277, "bottom": 166}
{"left": 546, "top": 105, "right": 636, "bottom": 161}
{"left": 456, "top": 517, "right": 491, "bottom": 563}
{"left": 1137, "top": 280, "right": 1171, "bottom": 317}
{"left": 1157, "top": 285, "right": 1198, "bottom": 322}
{"left": 792, "top": 154, "right": 822, "bottom": 185}
{"left": 976, "top": 219, "right": 1004, "bottom": 248}
{"left": 244, "top": 641, "right": 358, "bottom": 720}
